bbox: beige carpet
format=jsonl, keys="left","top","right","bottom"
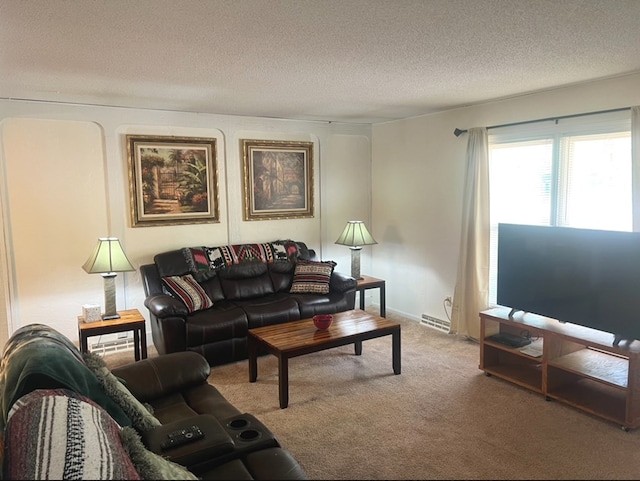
{"left": 104, "top": 311, "right": 640, "bottom": 480}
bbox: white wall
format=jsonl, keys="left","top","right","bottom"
{"left": 372, "top": 73, "right": 640, "bottom": 324}
{"left": 3, "top": 72, "right": 638, "bottom": 346}
{"left": 0, "top": 118, "right": 109, "bottom": 348}
{"left": 0, "top": 101, "right": 371, "bottom": 343}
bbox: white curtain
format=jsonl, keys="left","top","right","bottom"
{"left": 450, "top": 127, "right": 490, "bottom": 340}
{"left": 632, "top": 106, "right": 640, "bottom": 231}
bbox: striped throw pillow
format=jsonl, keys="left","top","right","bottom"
{"left": 289, "top": 260, "right": 336, "bottom": 294}
{"left": 4, "top": 389, "right": 142, "bottom": 480}
{"left": 162, "top": 274, "right": 213, "bottom": 313}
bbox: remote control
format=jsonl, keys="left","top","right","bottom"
{"left": 161, "top": 425, "right": 204, "bottom": 450}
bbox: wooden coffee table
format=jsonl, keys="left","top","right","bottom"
{"left": 248, "top": 309, "right": 401, "bottom": 408}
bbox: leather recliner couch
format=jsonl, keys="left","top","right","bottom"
{"left": 112, "top": 351, "right": 308, "bottom": 479}
{"left": 0, "top": 324, "right": 307, "bottom": 480}
{"left": 141, "top": 240, "right": 357, "bottom": 367}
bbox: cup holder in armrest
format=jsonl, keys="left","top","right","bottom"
{"left": 223, "top": 413, "right": 279, "bottom": 450}
{"left": 237, "top": 428, "right": 262, "bottom": 442}
{"left": 186, "top": 413, "right": 282, "bottom": 476}
{"left": 227, "top": 417, "right": 250, "bottom": 430}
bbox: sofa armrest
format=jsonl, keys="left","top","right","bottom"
{"left": 111, "top": 352, "right": 210, "bottom": 403}
{"left": 330, "top": 271, "right": 357, "bottom": 293}
{"left": 145, "top": 294, "right": 188, "bottom": 317}
{"left": 142, "top": 414, "right": 234, "bottom": 467}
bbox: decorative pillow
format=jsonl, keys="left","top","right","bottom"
{"left": 4, "top": 389, "right": 141, "bottom": 480}
{"left": 161, "top": 274, "right": 213, "bottom": 313}
{"left": 290, "top": 260, "right": 336, "bottom": 294}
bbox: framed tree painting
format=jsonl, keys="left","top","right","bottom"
{"left": 127, "top": 135, "right": 219, "bottom": 227}
{"left": 241, "top": 139, "right": 314, "bottom": 220}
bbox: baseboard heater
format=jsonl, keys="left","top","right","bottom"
{"left": 421, "top": 314, "right": 451, "bottom": 333}
{"left": 90, "top": 338, "right": 136, "bottom": 356}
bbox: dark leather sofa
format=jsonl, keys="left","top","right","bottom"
{"left": 0, "top": 324, "right": 307, "bottom": 480}
{"left": 112, "top": 351, "right": 307, "bottom": 480}
{"left": 141, "top": 240, "right": 357, "bottom": 366}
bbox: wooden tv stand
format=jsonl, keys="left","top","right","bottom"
{"left": 479, "top": 307, "right": 640, "bottom": 430}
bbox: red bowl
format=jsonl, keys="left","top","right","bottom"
{"left": 313, "top": 314, "right": 333, "bottom": 330}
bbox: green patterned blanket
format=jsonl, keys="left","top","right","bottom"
{"left": 0, "top": 323, "right": 131, "bottom": 432}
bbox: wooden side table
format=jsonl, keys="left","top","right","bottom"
{"left": 356, "top": 275, "right": 386, "bottom": 317}
{"left": 78, "top": 308, "right": 147, "bottom": 361}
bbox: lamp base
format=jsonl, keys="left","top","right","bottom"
{"left": 102, "top": 273, "right": 121, "bottom": 321}
{"left": 350, "top": 246, "right": 363, "bottom": 280}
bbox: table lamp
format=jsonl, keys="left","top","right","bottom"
{"left": 335, "top": 221, "right": 377, "bottom": 280}
{"left": 82, "top": 237, "right": 134, "bottom": 320}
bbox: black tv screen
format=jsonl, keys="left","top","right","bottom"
{"left": 497, "top": 223, "right": 640, "bottom": 343}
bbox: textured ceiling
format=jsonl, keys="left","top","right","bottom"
{"left": 2, "top": 0, "right": 640, "bottom": 124}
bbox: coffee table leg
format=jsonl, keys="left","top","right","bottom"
{"left": 354, "top": 340, "right": 363, "bottom": 355}
{"left": 392, "top": 328, "right": 401, "bottom": 374}
{"left": 278, "top": 354, "right": 289, "bottom": 409}
{"left": 248, "top": 337, "right": 258, "bottom": 382}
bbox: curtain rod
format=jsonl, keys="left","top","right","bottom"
{"left": 453, "top": 106, "right": 631, "bottom": 137}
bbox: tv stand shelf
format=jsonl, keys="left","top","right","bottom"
{"left": 480, "top": 307, "right": 640, "bottom": 430}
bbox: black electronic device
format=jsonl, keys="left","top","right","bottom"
{"left": 486, "top": 332, "right": 532, "bottom": 348}
{"left": 497, "top": 223, "right": 640, "bottom": 345}
{"left": 161, "top": 425, "right": 205, "bottom": 450}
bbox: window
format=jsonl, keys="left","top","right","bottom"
{"left": 488, "top": 111, "right": 632, "bottom": 305}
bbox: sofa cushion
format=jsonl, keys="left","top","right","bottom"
{"left": 290, "top": 260, "right": 336, "bottom": 294}
{"left": 162, "top": 274, "right": 214, "bottom": 313}
{"left": 200, "top": 275, "right": 226, "bottom": 302}
{"left": 218, "top": 262, "right": 275, "bottom": 300}
{"left": 3, "top": 388, "right": 141, "bottom": 480}
{"left": 111, "top": 352, "right": 211, "bottom": 404}
{"left": 234, "top": 294, "right": 301, "bottom": 329}
{"left": 185, "top": 303, "right": 248, "bottom": 347}
{"left": 293, "top": 292, "right": 351, "bottom": 318}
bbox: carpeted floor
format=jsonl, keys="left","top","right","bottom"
{"left": 104, "top": 311, "right": 640, "bottom": 480}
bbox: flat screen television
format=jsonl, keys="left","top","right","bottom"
{"left": 496, "top": 223, "right": 640, "bottom": 345}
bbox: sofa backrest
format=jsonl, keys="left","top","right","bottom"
{"left": 142, "top": 240, "right": 315, "bottom": 299}
{"left": 217, "top": 262, "right": 274, "bottom": 300}
{"left": 154, "top": 249, "right": 193, "bottom": 277}
{"left": 269, "top": 260, "right": 297, "bottom": 292}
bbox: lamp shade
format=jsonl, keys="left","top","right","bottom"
{"left": 82, "top": 237, "right": 134, "bottom": 274}
{"left": 335, "top": 221, "right": 377, "bottom": 280}
{"left": 335, "top": 221, "right": 377, "bottom": 247}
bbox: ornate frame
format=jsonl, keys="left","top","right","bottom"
{"left": 127, "top": 135, "right": 219, "bottom": 227}
{"left": 241, "top": 139, "right": 314, "bottom": 221}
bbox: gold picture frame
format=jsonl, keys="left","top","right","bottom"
{"left": 241, "top": 139, "right": 314, "bottom": 221}
{"left": 127, "top": 135, "right": 220, "bottom": 227}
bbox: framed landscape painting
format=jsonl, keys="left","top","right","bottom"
{"left": 127, "top": 135, "right": 219, "bottom": 227}
{"left": 241, "top": 139, "right": 314, "bottom": 221}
